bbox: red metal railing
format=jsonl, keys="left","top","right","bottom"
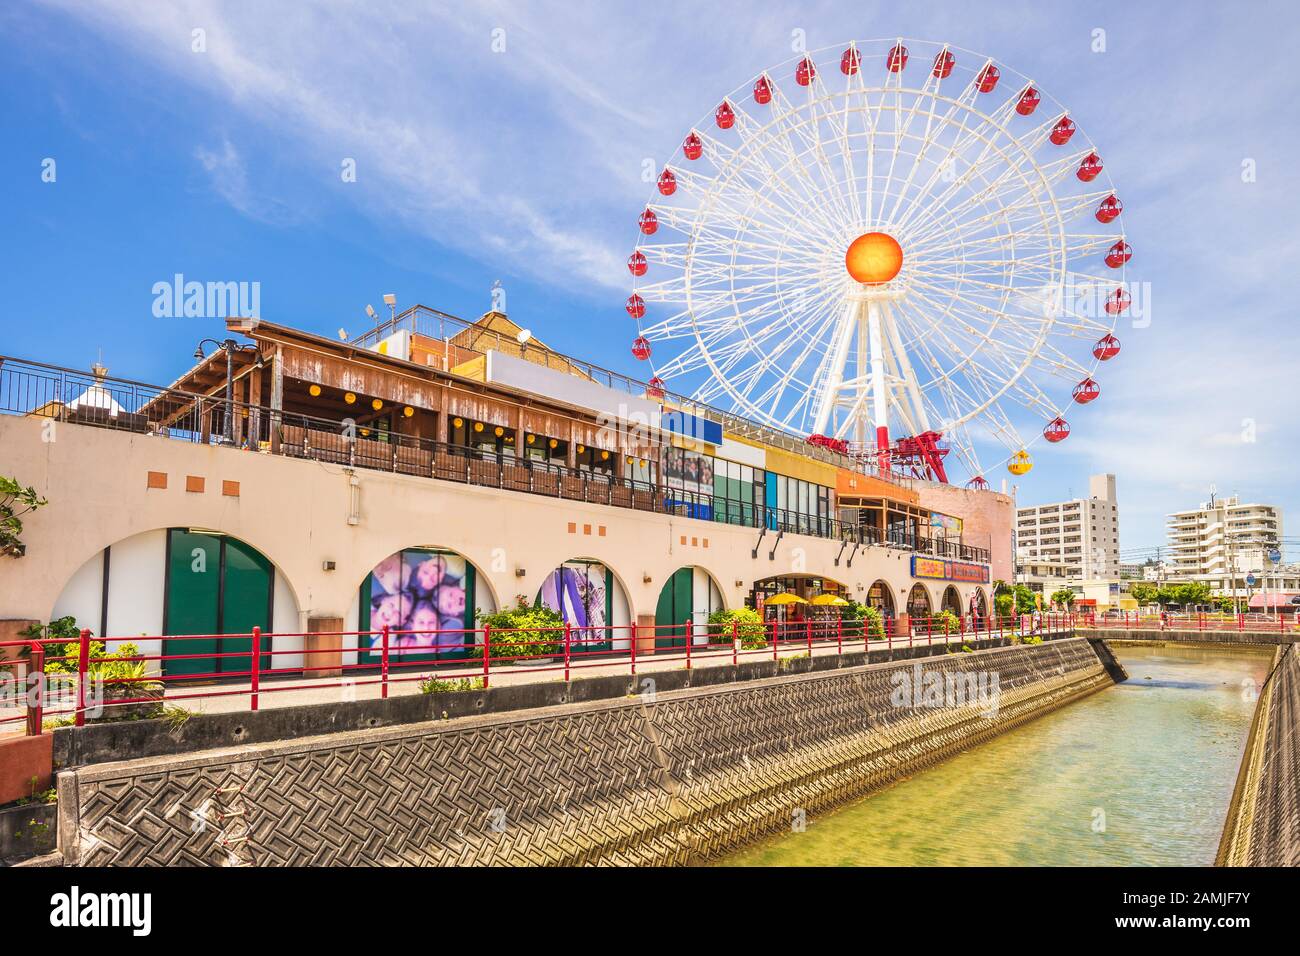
{"left": 1079, "top": 611, "right": 1299, "bottom": 633}
{"left": 1, "top": 614, "right": 1085, "bottom": 734}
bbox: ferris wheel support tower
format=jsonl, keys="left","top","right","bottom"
{"left": 814, "top": 281, "right": 912, "bottom": 475}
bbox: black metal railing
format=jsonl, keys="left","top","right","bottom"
{"left": 0, "top": 356, "right": 992, "bottom": 565}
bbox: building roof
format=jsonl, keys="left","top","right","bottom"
{"left": 1248, "top": 592, "right": 1300, "bottom": 609}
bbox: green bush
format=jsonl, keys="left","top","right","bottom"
{"left": 477, "top": 600, "right": 564, "bottom": 658}
{"left": 24, "top": 616, "right": 150, "bottom": 686}
{"left": 842, "top": 601, "right": 886, "bottom": 641}
{"left": 929, "top": 609, "right": 963, "bottom": 634}
{"left": 705, "top": 607, "right": 768, "bottom": 649}
{"left": 995, "top": 593, "right": 1014, "bottom": 619}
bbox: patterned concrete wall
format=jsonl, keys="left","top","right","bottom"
{"left": 1218, "top": 645, "right": 1300, "bottom": 866}
{"left": 57, "top": 638, "right": 1115, "bottom": 866}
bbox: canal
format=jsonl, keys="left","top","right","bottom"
{"left": 724, "top": 643, "right": 1272, "bottom": 866}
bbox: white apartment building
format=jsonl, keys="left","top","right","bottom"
{"left": 1166, "top": 495, "right": 1293, "bottom": 596}
{"left": 1015, "top": 473, "right": 1120, "bottom": 581}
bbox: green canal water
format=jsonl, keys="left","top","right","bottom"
{"left": 723, "top": 644, "right": 1271, "bottom": 866}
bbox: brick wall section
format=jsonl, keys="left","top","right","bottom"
{"left": 56, "top": 638, "right": 1116, "bottom": 866}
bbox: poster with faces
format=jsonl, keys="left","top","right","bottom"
{"left": 369, "top": 550, "right": 469, "bottom": 655}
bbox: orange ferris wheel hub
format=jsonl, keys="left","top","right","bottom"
{"left": 845, "top": 232, "right": 903, "bottom": 284}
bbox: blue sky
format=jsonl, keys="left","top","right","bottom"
{"left": 2, "top": 0, "right": 1298, "bottom": 554}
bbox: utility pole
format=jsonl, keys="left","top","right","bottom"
{"left": 1225, "top": 507, "right": 1240, "bottom": 616}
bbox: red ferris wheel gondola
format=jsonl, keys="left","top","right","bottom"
{"left": 976, "top": 64, "right": 1000, "bottom": 92}
{"left": 795, "top": 57, "right": 816, "bottom": 86}
{"left": 966, "top": 475, "right": 989, "bottom": 490}
{"left": 887, "top": 44, "right": 908, "bottom": 72}
{"left": 657, "top": 169, "right": 677, "bottom": 196}
{"left": 627, "top": 251, "right": 647, "bottom": 276}
{"left": 1049, "top": 116, "right": 1076, "bottom": 145}
{"left": 1077, "top": 152, "right": 1104, "bottom": 182}
{"left": 625, "top": 295, "right": 646, "bottom": 319}
{"left": 1105, "top": 240, "right": 1133, "bottom": 269}
{"left": 753, "top": 74, "right": 773, "bottom": 104}
{"left": 631, "top": 336, "right": 652, "bottom": 360}
{"left": 682, "top": 132, "right": 703, "bottom": 161}
{"left": 1103, "top": 288, "right": 1131, "bottom": 315}
{"left": 1043, "top": 417, "right": 1070, "bottom": 443}
{"left": 639, "top": 209, "right": 658, "bottom": 235}
{"left": 1096, "top": 195, "right": 1123, "bottom": 224}
{"left": 646, "top": 376, "right": 666, "bottom": 399}
{"left": 1016, "top": 86, "right": 1041, "bottom": 115}
{"left": 840, "top": 47, "right": 861, "bottom": 75}
{"left": 715, "top": 100, "right": 735, "bottom": 129}
{"left": 1093, "top": 334, "right": 1121, "bottom": 360}
{"left": 932, "top": 50, "right": 955, "bottom": 78}
{"left": 1073, "top": 378, "right": 1100, "bottom": 404}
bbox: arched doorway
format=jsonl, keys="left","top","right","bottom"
{"left": 536, "top": 558, "right": 630, "bottom": 652}
{"left": 942, "top": 585, "right": 963, "bottom": 616}
{"left": 357, "top": 547, "right": 494, "bottom": 662}
{"left": 907, "top": 583, "right": 932, "bottom": 618}
{"left": 49, "top": 528, "right": 300, "bottom": 679}
{"left": 867, "top": 580, "right": 896, "bottom": 618}
{"left": 655, "top": 566, "right": 724, "bottom": 649}
{"left": 753, "top": 574, "right": 847, "bottom": 641}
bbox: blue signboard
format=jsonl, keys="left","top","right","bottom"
{"left": 660, "top": 408, "right": 723, "bottom": 446}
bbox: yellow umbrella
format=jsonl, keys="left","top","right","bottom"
{"left": 810, "top": 594, "right": 849, "bottom": 606}
{"left": 764, "top": 593, "right": 808, "bottom": 606}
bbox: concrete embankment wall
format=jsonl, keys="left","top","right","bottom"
{"left": 57, "top": 637, "right": 1119, "bottom": 866}
{"left": 1218, "top": 645, "right": 1300, "bottom": 866}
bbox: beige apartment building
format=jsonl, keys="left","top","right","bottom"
{"left": 1015, "top": 474, "right": 1121, "bottom": 582}
{"left": 1166, "top": 495, "right": 1295, "bottom": 597}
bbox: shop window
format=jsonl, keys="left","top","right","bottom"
{"left": 577, "top": 444, "right": 615, "bottom": 474}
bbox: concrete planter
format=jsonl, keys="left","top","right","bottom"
{"left": 0, "top": 801, "right": 57, "bottom": 863}
{"left": 93, "top": 681, "right": 165, "bottom": 723}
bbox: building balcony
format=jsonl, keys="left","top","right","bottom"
{"left": 0, "top": 356, "right": 993, "bottom": 567}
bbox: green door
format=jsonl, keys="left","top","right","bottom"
{"left": 163, "top": 530, "right": 273, "bottom": 678}
{"left": 220, "top": 538, "right": 274, "bottom": 676}
{"left": 163, "top": 530, "right": 221, "bottom": 677}
{"left": 655, "top": 568, "right": 693, "bottom": 649}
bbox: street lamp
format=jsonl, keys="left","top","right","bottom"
{"left": 194, "top": 338, "right": 264, "bottom": 445}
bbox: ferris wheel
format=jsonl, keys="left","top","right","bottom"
{"left": 625, "top": 38, "right": 1131, "bottom": 485}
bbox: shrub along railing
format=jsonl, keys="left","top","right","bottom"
{"left": 0, "top": 356, "right": 992, "bottom": 564}
{"left": 0, "top": 613, "right": 1077, "bottom": 733}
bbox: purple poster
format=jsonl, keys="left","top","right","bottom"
{"left": 538, "top": 564, "right": 607, "bottom": 639}
{"left": 368, "top": 550, "right": 468, "bottom": 655}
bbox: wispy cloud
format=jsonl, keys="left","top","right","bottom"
{"left": 193, "top": 137, "right": 297, "bottom": 225}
